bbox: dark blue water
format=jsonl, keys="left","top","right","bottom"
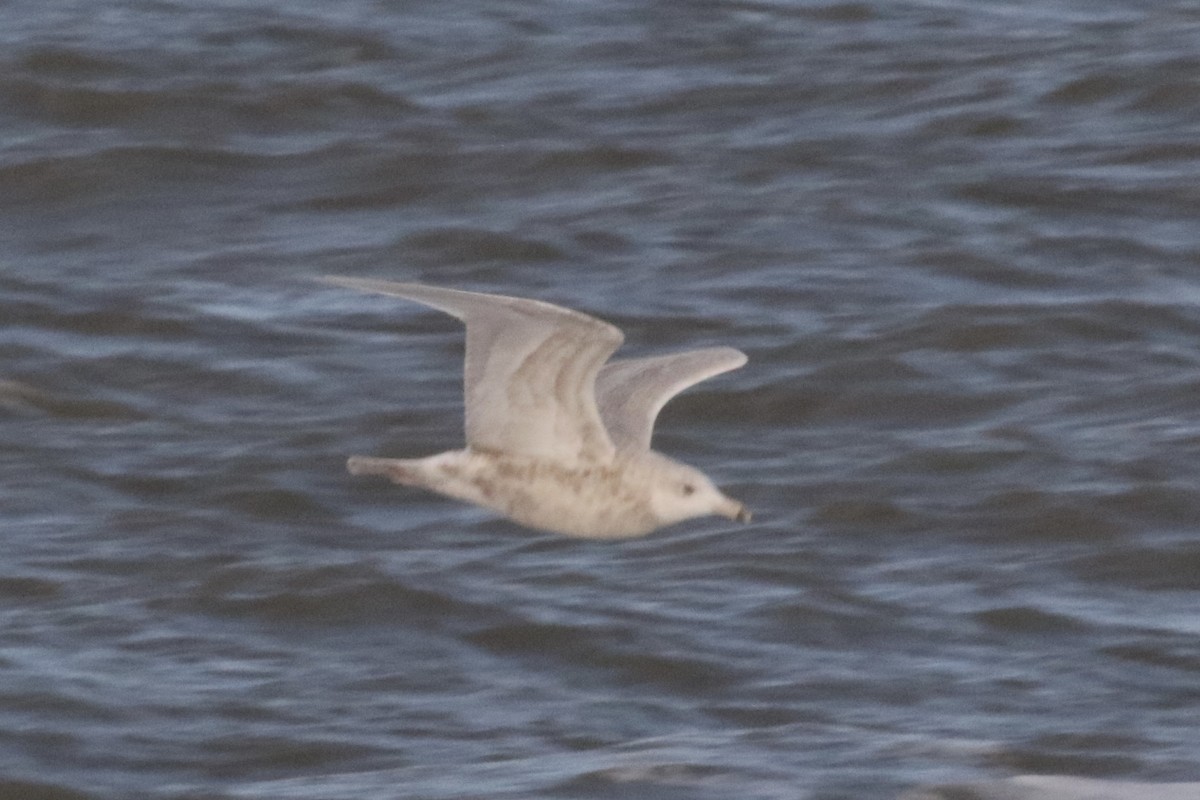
{"left": 2, "top": 1, "right": 1200, "bottom": 798}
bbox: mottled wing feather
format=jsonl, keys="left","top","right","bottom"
{"left": 322, "top": 277, "right": 623, "bottom": 462}
{"left": 595, "top": 347, "right": 747, "bottom": 452}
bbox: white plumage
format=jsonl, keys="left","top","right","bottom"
{"left": 324, "top": 277, "right": 750, "bottom": 538}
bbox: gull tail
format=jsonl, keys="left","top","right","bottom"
{"left": 346, "top": 455, "right": 421, "bottom": 486}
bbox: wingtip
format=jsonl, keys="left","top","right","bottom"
{"left": 706, "top": 346, "right": 749, "bottom": 368}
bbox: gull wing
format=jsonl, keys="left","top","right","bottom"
{"left": 595, "top": 346, "right": 747, "bottom": 453}
{"left": 323, "top": 277, "right": 623, "bottom": 463}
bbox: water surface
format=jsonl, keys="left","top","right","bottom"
{"left": 2, "top": 1, "right": 1200, "bottom": 798}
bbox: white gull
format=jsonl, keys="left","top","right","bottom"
{"left": 324, "top": 277, "right": 750, "bottom": 539}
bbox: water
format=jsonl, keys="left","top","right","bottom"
{"left": 2, "top": 1, "right": 1199, "bottom": 798}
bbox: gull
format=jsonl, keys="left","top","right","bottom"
{"left": 324, "top": 277, "right": 751, "bottom": 539}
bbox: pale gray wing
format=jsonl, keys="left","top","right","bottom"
{"left": 323, "top": 277, "right": 623, "bottom": 463}
{"left": 595, "top": 346, "right": 747, "bottom": 452}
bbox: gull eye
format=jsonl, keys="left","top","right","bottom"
{"left": 681, "top": 483, "right": 696, "bottom": 497}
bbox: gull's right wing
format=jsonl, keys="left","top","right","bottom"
{"left": 595, "top": 347, "right": 747, "bottom": 453}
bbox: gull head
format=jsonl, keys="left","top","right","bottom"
{"left": 647, "top": 458, "right": 751, "bottom": 529}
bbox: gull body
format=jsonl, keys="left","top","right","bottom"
{"left": 325, "top": 277, "right": 750, "bottom": 539}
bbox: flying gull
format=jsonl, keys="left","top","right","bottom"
{"left": 324, "top": 277, "right": 750, "bottom": 538}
